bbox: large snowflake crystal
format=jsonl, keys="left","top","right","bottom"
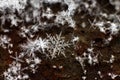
{"left": 47, "top": 33, "right": 70, "bottom": 58}
{"left": 21, "top": 37, "right": 49, "bottom": 55}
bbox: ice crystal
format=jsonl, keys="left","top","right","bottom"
{"left": 10, "top": 53, "right": 24, "bottom": 63}
{"left": 55, "top": 11, "right": 76, "bottom": 28}
{"left": 75, "top": 56, "right": 86, "bottom": 70}
{"left": 20, "top": 32, "right": 70, "bottom": 59}
{"left": 76, "top": 46, "right": 99, "bottom": 69}
{"left": 3, "top": 61, "right": 29, "bottom": 80}
{"left": 108, "top": 73, "right": 120, "bottom": 79}
{"left": 0, "top": 0, "right": 27, "bottom": 12}
{"left": 21, "top": 37, "right": 49, "bottom": 56}
{"left": 25, "top": 55, "right": 41, "bottom": 73}
{"left": 42, "top": 7, "right": 54, "bottom": 19}
{"left": 44, "top": 0, "right": 61, "bottom": 3}
{"left": 0, "top": 35, "right": 12, "bottom": 49}
{"left": 47, "top": 33, "right": 70, "bottom": 58}
{"left": 110, "top": 0, "right": 120, "bottom": 11}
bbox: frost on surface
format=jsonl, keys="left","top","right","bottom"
{"left": 0, "top": 0, "right": 27, "bottom": 12}
{"left": 109, "top": 0, "right": 120, "bottom": 11}
{"left": 55, "top": 11, "right": 76, "bottom": 28}
{"left": 0, "top": 0, "right": 120, "bottom": 80}
{"left": 4, "top": 61, "right": 29, "bottom": 80}
{"left": 75, "top": 46, "right": 99, "bottom": 70}
{"left": 95, "top": 20, "right": 120, "bottom": 35}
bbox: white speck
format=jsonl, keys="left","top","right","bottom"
{"left": 72, "top": 36, "right": 79, "bottom": 42}
{"left": 59, "top": 66, "right": 63, "bottom": 69}
{"left": 108, "top": 73, "right": 118, "bottom": 79}
{"left": 81, "top": 22, "right": 86, "bottom": 28}
{"left": 109, "top": 55, "right": 115, "bottom": 63}
{"left": 53, "top": 65, "right": 57, "bottom": 68}
{"left": 97, "top": 71, "right": 103, "bottom": 78}
{"left": 34, "top": 58, "right": 41, "bottom": 64}
{"left": 82, "top": 76, "right": 86, "bottom": 80}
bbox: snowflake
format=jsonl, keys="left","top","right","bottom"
{"left": 47, "top": 33, "right": 70, "bottom": 58}
{"left": 20, "top": 37, "right": 49, "bottom": 56}
{"left": 3, "top": 61, "right": 29, "bottom": 80}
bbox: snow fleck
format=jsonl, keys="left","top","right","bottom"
{"left": 0, "top": 35, "right": 12, "bottom": 49}
{"left": 109, "top": 55, "right": 115, "bottom": 63}
{"left": 72, "top": 36, "right": 79, "bottom": 42}
{"left": 82, "top": 76, "right": 86, "bottom": 80}
{"left": 75, "top": 56, "right": 85, "bottom": 70}
{"left": 97, "top": 71, "right": 103, "bottom": 78}
{"left": 3, "top": 61, "right": 29, "bottom": 80}
{"left": 10, "top": 53, "right": 24, "bottom": 63}
{"left": 108, "top": 73, "right": 119, "bottom": 79}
